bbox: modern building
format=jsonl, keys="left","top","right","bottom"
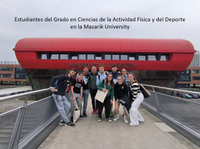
{"left": 0, "top": 61, "right": 28, "bottom": 85}
{"left": 177, "top": 51, "right": 200, "bottom": 88}
{"left": 13, "top": 38, "right": 196, "bottom": 91}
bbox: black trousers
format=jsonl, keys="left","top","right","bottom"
{"left": 98, "top": 96, "right": 111, "bottom": 119}
{"left": 90, "top": 89, "right": 98, "bottom": 109}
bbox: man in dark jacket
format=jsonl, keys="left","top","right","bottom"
{"left": 50, "top": 68, "right": 76, "bottom": 126}
{"left": 89, "top": 66, "right": 98, "bottom": 114}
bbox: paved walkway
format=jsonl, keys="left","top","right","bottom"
{"left": 0, "top": 86, "right": 31, "bottom": 96}
{"left": 38, "top": 99, "right": 199, "bottom": 149}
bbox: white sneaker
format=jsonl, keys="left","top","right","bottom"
{"left": 98, "top": 118, "right": 102, "bottom": 122}
{"left": 123, "top": 116, "right": 128, "bottom": 124}
{"left": 107, "top": 118, "right": 112, "bottom": 122}
{"left": 113, "top": 115, "right": 119, "bottom": 121}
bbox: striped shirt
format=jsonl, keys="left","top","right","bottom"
{"left": 129, "top": 82, "right": 140, "bottom": 100}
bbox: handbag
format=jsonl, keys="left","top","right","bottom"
{"left": 140, "top": 84, "right": 151, "bottom": 98}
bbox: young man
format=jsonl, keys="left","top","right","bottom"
{"left": 50, "top": 68, "right": 76, "bottom": 127}
{"left": 96, "top": 65, "right": 107, "bottom": 85}
{"left": 111, "top": 65, "right": 119, "bottom": 84}
{"left": 96, "top": 65, "right": 107, "bottom": 114}
{"left": 89, "top": 66, "right": 98, "bottom": 114}
{"left": 82, "top": 66, "right": 90, "bottom": 117}
{"left": 71, "top": 72, "right": 84, "bottom": 117}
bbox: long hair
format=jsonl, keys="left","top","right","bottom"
{"left": 105, "top": 73, "right": 114, "bottom": 88}
{"left": 128, "top": 72, "right": 138, "bottom": 83}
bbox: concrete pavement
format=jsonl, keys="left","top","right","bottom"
{"left": 38, "top": 99, "right": 199, "bottom": 149}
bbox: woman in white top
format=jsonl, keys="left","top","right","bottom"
{"left": 128, "top": 73, "right": 144, "bottom": 126}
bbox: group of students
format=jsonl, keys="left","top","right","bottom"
{"left": 50, "top": 65, "right": 144, "bottom": 127}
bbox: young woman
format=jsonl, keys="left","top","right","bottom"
{"left": 128, "top": 73, "right": 144, "bottom": 126}
{"left": 97, "top": 73, "right": 114, "bottom": 122}
{"left": 121, "top": 68, "right": 130, "bottom": 87}
{"left": 113, "top": 75, "right": 129, "bottom": 123}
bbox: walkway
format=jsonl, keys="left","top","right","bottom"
{"left": 38, "top": 100, "right": 199, "bottom": 149}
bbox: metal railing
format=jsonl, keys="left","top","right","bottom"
{"left": 142, "top": 84, "right": 200, "bottom": 144}
{"left": 0, "top": 88, "right": 60, "bottom": 149}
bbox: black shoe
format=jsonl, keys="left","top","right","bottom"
{"left": 59, "top": 121, "right": 65, "bottom": 125}
{"left": 70, "top": 117, "right": 74, "bottom": 123}
{"left": 80, "top": 114, "right": 84, "bottom": 117}
{"left": 65, "top": 121, "right": 75, "bottom": 127}
{"left": 83, "top": 112, "right": 87, "bottom": 117}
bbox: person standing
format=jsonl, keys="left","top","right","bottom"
{"left": 82, "top": 66, "right": 90, "bottom": 117}
{"left": 97, "top": 73, "right": 114, "bottom": 122}
{"left": 71, "top": 72, "right": 84, "bottom": 117}
{"left": 50, "top": 68, "right": 76, "bottom": 127}
{"left": 110, "top": 65, "right": 119, "bottom": 84}
{"left": 89, "top": 66, "right": 98, "bottom": 114}
{"left": 96, "top": 65, "right": 107, "bottom": 112}
{"left": 121, "top": 68, "right": 130, "bottom": 87}
{"left": 113, "top": 75, "right": 129, "bottom": 123}
{"left": 128, "top": 73, "right": 144, "bottom": 126}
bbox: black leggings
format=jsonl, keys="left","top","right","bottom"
{"left": 98, "top": 96, "right": 111, "bottom": 119}
{"left": 90, "top": 89, "right": 98, "bottom": 109}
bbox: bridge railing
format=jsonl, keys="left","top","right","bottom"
{"left": 142, "top": 84, "right": 200, "bottom": 144}
{"left": 0, "top": 88, "right": 59, "bottom": 149}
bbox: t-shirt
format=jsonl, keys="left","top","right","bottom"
{"left": 83, "top": 74, "right": 90, "bottom": 90}
{"left": 72, "top": 78, "right": 84, "bottom": 94}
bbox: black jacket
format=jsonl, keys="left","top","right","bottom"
{"left": 50, "top": 74, "right": 72, "bottom": 95}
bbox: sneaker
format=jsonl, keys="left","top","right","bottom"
{"left": 59, "top": 121, "right": 65, "bottom": 125}
{"left": 123, "top": 116, "right": 128, "bottom": 124}
{"left": 98, "top": 118, "right": 102, "bottom": 122}
{"left": 65, "top": 121, "right": 75, "bottom": 127}
{"left": 80, "top": 114, "right": 84, "bottom": 118}
{"left": 107, "top": 117, "right": 112, "bottom": 122}
{"left": 129, "top": 123, "right": 139, "bottom": 126}
{"left": 95, "top": 109, "right": 98, "bottom": 114}
{"left": 92, "top": 109, "right": 95, "bottom": 114}
{"left": 83, "top": 112, "right": 87, "bottom": 117}
{"left": 113, "top": 115, "right": 119, "bottom": 121}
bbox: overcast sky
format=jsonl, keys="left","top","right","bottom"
{"left": 0, "top": 0, "right": 200, "bottom": 62}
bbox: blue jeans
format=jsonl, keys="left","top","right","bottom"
{"left": 82, "top": 89, "right": 89, "bottom": 113}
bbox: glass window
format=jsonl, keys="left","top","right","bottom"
{"left": 160, "top": 55, "right": 167, "bottom": 61}
{"left": 87, "top": 54, "right": 94, "bottom": 60}
{"left": 95, "top": 54, "right": 102, "bottom": 60}
{"left": 71, "top": 54, "right": 78, "bottom": 60}
{"left": 192, "top": 70, "right": 200, "bottom": 74}
{"left": 51, "top": 54, "right": 59, "bottom": 59}
{"left": 139, "top": 55, "right": 146, "bottom": 60}
{"left": 112, "top": 55, "right": 119, "bottom": 60}
{"left": 105, "top": 54, "right": 111, "bottom": 60}
{"left": 0, "top": 67, "right": 13, "bottom": 71}
{"left": 148, "top": 55, "right": 156, "bottom": 61}
{"left": 121, "top": 55, "right": 128, "bottom": 60}
{"left": 129, "top": 55, "right": 135, "bottom": 60}
{"left": 0, "top": 74, "right": 13, "bottom": 78}
{"left": 193, "top": 76, "right": 200, "bottom": 80}
{"left": 60, "top": 54, "right": 68, "bottom": 59}
{"left": 79, "top": 54, "right": 86, "bottom": 60}
{"left": 41, "top": 54, "right": 47, "bottom": 59}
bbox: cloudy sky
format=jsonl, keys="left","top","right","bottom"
{"left": 0, "top": 0, "right": 200, "bottom": 62}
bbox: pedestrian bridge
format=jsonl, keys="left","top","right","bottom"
{"left": 0, "top": 85, "right": 200, "bottom": 149}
